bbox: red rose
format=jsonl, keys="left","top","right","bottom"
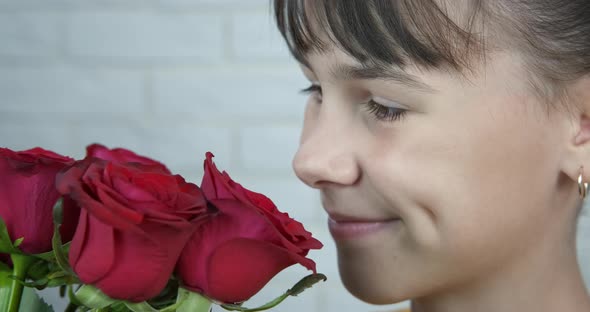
{"left": 57, "top": 158, "right": 209, "bottom": 302}
{"left": 0, "top": 147, "right": 78, "bottom": 255}
{"left": 176, "top": 152, "right": 323, "bottom": 303}
{"left": 86, "top": 144, "right": 170, "bottom": 174}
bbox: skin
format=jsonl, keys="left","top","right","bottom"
{"left": 291, "top": 44, "right": 590, "bottom": 311}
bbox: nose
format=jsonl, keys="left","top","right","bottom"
{"left": 292, "top": 107, "right": 361, "bottom": 189}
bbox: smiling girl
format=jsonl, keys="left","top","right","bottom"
{"left": 273, "top": 1, "right": 590, "bottom": 311}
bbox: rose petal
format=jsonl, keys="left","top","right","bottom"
{"left": 207, "top": 238, "right": 299, "bottom": 303}
{"left": 72, "top": 213, "right": 116, "bottom": 284}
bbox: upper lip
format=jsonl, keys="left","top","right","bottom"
{"left": 327, "top": 212, "right": 401, "bottom": 223}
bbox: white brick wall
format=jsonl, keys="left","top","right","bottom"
{"left": 0, "top": 1, "right": 587, "bottom": 312}
{"left": 231, "top": 12, "right": 292, "bottom": 61}
{"left": 152, "top": 67, "right": 307, "bottom": 119}
{"left": 0, "top": 66, "right": 144, "bottom": 113}
{"left": 0, "top": 12, "right": 60, "bottom": 57}
{"left": 67, "top": 12, "right": 225, "bottom": 63}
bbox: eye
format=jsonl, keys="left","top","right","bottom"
{"left": 363, "top": 97, "right": 407, "bottom": 122}
{"left": 300, "top": 84, "right": 323, "bottom": 101}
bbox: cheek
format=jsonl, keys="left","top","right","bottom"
{"left": 365, "top": 95, "right": 562, "bottom": 265}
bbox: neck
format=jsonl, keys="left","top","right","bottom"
{"left": 411, "top": 224, "right": 590, "bottom": 312}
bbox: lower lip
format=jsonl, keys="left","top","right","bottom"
{"left": 328, "top": 218, "right": 402, "bottom": 240}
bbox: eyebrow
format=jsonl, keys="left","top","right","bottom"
{"left": 329, "top": 64, "right": 437, "bottom": 93}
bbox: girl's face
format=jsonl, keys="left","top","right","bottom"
{"left": 292, "top": 47, "right": 579, "bottom": 304}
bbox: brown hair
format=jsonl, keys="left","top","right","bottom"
{"left": 273, "top": 0, "right": 590, "bottom": 109}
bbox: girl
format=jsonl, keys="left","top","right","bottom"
{"left": 273, "top": 1, "right": 590, "bottom": 311}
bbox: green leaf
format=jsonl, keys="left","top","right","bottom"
{"left": 0, "top": 260, "right": 11, "bottom": 273}
{"left": 0, "top": 217, "right": 23, "bottom": 255}
{"left": 220, "top": 273, "right": 327, "bottom": 312}
{"left": 147, "top": 278, "right": 179, "bottom": 309}
{"left": 18, "top": 286, "right": 55, "bottom": 312}
{"left": 52, "top": 198, "right": 64, "bottom": 225}
{"left": 47, "top": 271, "right": 67, "bottom": 280}
{"left": 31, "top": 242, "right": 71, "bottom": 266}
{"left": 67, "top": 285, "right": 84, "bottom": 307}
{"left": 45, "top": 276, "right": 72, "bottom": 288}
{"left": 33, "top": 249, "right": 57, "bottom": 262}
{"left": 0, "top": 267, "right": 13, "bottom": 311}
{"left": 17, "top": 278, "right": 48, "bottom": 288}
{"left": 51, "top": 199, "right": 74, "bottom": 275}
{"left": 26, "top": 259, "right": 50, "bottom": 280}
{"left": 74, "top": 285, "right": 116, "bottom": 309}
{"left": 51, "top": 229, "right": 74, "bottom": 275}
{"left": 110, "top": 302, "right": 131, "bottom": 312}
{"left": 176, "top": 289, "right": 212, "bottom": 312}
{"left": 12, "top": 238, "right": 23, "bottom": 248}
{"left": 123, "top": 301, "right": 158, "bottom": 312}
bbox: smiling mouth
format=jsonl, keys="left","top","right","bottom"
{"left": 327, "top": 217, "right": 402, "bottom": 240}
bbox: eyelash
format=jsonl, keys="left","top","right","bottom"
{"left": 300, "top": 84, "right": 407, "bottom": 122}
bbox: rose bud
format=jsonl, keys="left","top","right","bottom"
{"left": 176, "top": 152, "right": 323, "bottom": 303}
{"left": 0, "top": 147, "right": 79, "bottom": 257}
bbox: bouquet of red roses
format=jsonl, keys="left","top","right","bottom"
{"left": 0, "top": 144, "right": 324, "bottom": 312}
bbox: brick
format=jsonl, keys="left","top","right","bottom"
{"left": 0, "top": 1, "right": 67, "bottom": 9}
{"left": 66, "top": 12, "right": 224, "bottom": 63}
{"left": 155, "top": 0, "right": 266, "bottom": 9}
{"left": 0, "top": 12, "right": 60, "bottom": 57}
{"left": 232, "top": 12, "right": 291, "bottom": 61}
{"left": 70, "top": 125, "right": 147, "bottom": 159}
{"left": 0, "top": 123, "right": 78, "bottom": 157}
{"left": 0, "top": 66, "right": 143, "bottom": 113}
{"left": 581, "top": 201, "right": 590, "bottom": 217}
{"left": 153, "top": 67, "right": 308, "bottom": 118}
{"left": 141, "top": 125, "right": 232, "bottom": 177}
{"left": 239, "top": 126, "right": 301, "bottom": 171}
{"left": 579, "top": 248, "right": 590, "bottom": 290}
{"left": 578, "top": 217, "right": 590, "bottom": 251}
{"left": 0, "top": 1, "right": 151, "bottom": 10}
{"left": 310, "top": 227, "right": 340, "bottom": 277}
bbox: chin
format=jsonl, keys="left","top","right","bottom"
{"left": 338, "top": 256, "right": 413, "bottom": 305}
{"left": 341, "top": 273, "right": 410, "bottom": 305}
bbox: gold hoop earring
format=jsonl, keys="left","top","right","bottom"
{"left": 578, "top": 166, "right": 588, "bottom": 199}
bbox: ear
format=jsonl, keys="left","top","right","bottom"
{"left": 561, "top": 76, "right": 590, "bottom": 184}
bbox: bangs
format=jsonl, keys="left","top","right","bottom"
{"left": 274, "top": 0, "right": 487, "bottom": 72}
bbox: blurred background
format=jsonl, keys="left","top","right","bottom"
{"left": 0, "top": 0, "right": 587, "bottom": 311}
